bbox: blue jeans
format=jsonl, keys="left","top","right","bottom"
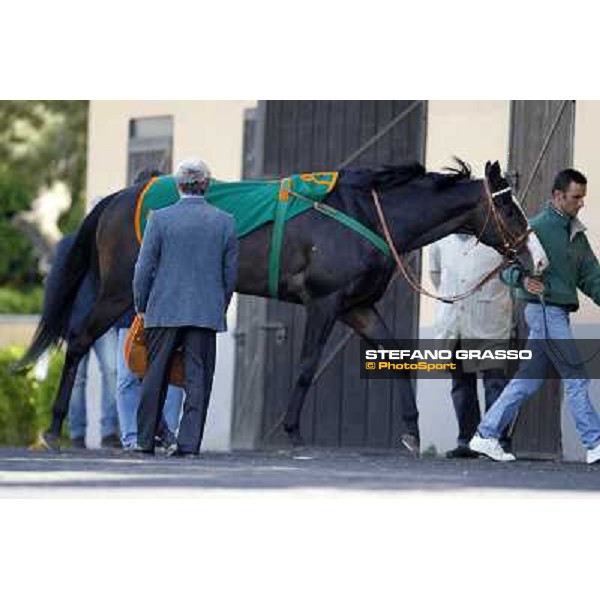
{"left": 478, "top": 304, "right": 600, "bottom": 450}
{"left": 68, "top": 328, "right": 119, "bottom": 439}
{"left": 116, "top": 328, "right": 184, "bottom": 448}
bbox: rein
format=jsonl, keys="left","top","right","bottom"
{"left": 370, "top": 181, "right": 532, "bottom": 304}
{"left": 539, "top": 294, "right": 600, "bottom": 367}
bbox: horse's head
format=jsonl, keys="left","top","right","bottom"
{"left": 475, "top": 160, "right": 548, "bottom": 276}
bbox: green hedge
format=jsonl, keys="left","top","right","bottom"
{"left": 0, "top": 345, "right": 67, "bottom": 446}
{"left": 0, "top": 286, "right": 43, "bottom": 314}
{"left": 0, "top": 167, "right": 41, "bottom": 289}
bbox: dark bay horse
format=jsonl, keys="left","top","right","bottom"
{"left": 16, "top": 159, "right": 547, "bottom": 450}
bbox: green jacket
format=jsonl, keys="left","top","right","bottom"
{"left": 501, "top": 201, "right": 600, "bottom": 312}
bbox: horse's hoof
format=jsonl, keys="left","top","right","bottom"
{"left": 400, "top": 434, "right": 420, "bottom": 458}
{"left": 283, "top": 425, "right": 305, "bottom": 447}
{"left": 30, "top": 431, "right": 61, "bottom": 452}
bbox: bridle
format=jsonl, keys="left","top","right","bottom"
{"left": 370, "top": 177, "right": 533, "bottom": 304}
{"left": 481, "top": 178, "right": 532, "bottom": 261}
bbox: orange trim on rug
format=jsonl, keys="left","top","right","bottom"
{"left": 134, "top": 177, "right": 159, "bottom": 244}
{"left": 299, "top": 172, "right": 338, "bottom": 193}
{"left": 278, "top": 177, "right": 291, "bottom": 202}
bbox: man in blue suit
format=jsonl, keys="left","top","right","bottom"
{"left": 133, "top": 158, "right": 238, "bottom": 457}
{"left": 116, "top": 169, "right": 183, "bottom": 451}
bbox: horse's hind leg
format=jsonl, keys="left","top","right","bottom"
{"left": 42, "top": 295, "right": 131, "bottom": 450}
{"left": 283, "top": 300, "right": 338, "bottom": 446}
{"left": 43, "top": 342, "right": 90, "bottom": 449}
{"left": 339, "top": 305, "right": 420, "bottom": 456}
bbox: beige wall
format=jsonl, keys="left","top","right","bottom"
{"left": 425, "top": 101, "right": 510, "bottom": 176}
{"left": 420, "top": 101, "right": 511, "bottom": 329}
{"left": 86, "top": 100, "right": 257, "bottom": 201}
{"left": 0, "top": 316, "right": 39, "bottom": 348}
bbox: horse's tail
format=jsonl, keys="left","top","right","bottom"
{"left": 12, "top": 194, "right": 117, "bottom": 372}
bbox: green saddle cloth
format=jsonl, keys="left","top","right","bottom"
{"left": 134, "top": 171, "right": 390, "bottom": 298}
{"left": 134, "top": 172, "right": 339, "bottom": 242}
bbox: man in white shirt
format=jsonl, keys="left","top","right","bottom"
{"left": 430, "top": 234, "right": 513, "bottom": 458}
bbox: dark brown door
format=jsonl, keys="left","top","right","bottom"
{"left": 508, "top": 100, "right": 576, "bottom": 459}
{"left": 232, "top": 101, "right": 427, "bottom": 448}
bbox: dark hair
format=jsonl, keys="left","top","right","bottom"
{"left": 552, "top": 168, "right": 587, "bottom": 193}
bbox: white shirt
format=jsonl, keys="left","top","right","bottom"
{"left": 429, "top": 235, "right": 512, "bottom": 340}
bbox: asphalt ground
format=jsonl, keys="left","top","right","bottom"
{"left": 0, "top": 446, "right": 599, "bottom": 497}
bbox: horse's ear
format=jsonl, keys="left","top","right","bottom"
{"left": 487, "top": 161, "right": 501, "bottom": 179}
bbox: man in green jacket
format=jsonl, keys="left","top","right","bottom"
{"left": 469, "top": 168, "right": 600, "bottom": 464}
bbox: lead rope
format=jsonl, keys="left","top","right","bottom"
{"left": 370, "top": 188, "right": 517, "bottom": 304}
{"left": 538, "top": 294, "right": 600, "bottom": 367}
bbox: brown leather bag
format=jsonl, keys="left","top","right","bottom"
{"left": 123, "top": 315, "right": 185, "bottom": 387}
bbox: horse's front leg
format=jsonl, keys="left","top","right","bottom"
{"left": 339, "top": 305, "right": 420, "bottom": 456}
{"left": 283, "top": 299, "right": 338, "bottom": 446}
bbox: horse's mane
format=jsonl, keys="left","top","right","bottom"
{"left": 341, "top": 157, "right": 473, "bottom": 193}
{"left": 381, "top": 157, "right": 472, "bottom": 190}
{"left": 432, "top": 157, "right": 473, "bottom": 189}
{"left": 371, "top": 162, "right": 427, "bottom": 190}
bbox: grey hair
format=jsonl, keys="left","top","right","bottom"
{"left": 174, "top": 158, "right": 211, "bottom": 193}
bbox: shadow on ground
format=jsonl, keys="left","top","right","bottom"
{"left": 0, "top": 447, "right": 599, "bottom": 495}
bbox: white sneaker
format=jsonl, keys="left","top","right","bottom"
{"left": 469, "top": 434, "right": 516, "bottom": 462}
{"left": 586, "top": 443, "right": 600, "bottom": 464}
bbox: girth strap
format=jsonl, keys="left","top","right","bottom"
{"left": 267, "top": 190, "right": 391, "bottom": 298}
{"left": 268, "top": 196, "right": 291, "bottom": 298}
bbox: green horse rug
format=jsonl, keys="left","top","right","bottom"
{"left": 134, "top": 172, "right": 338, "bottom": 241}
{"left": 134, "top": 171, "right": 389, "bottom": 297}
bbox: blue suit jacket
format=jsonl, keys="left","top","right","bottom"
{"left": 133, "top": 195, "right": 238, "bottom": 331}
